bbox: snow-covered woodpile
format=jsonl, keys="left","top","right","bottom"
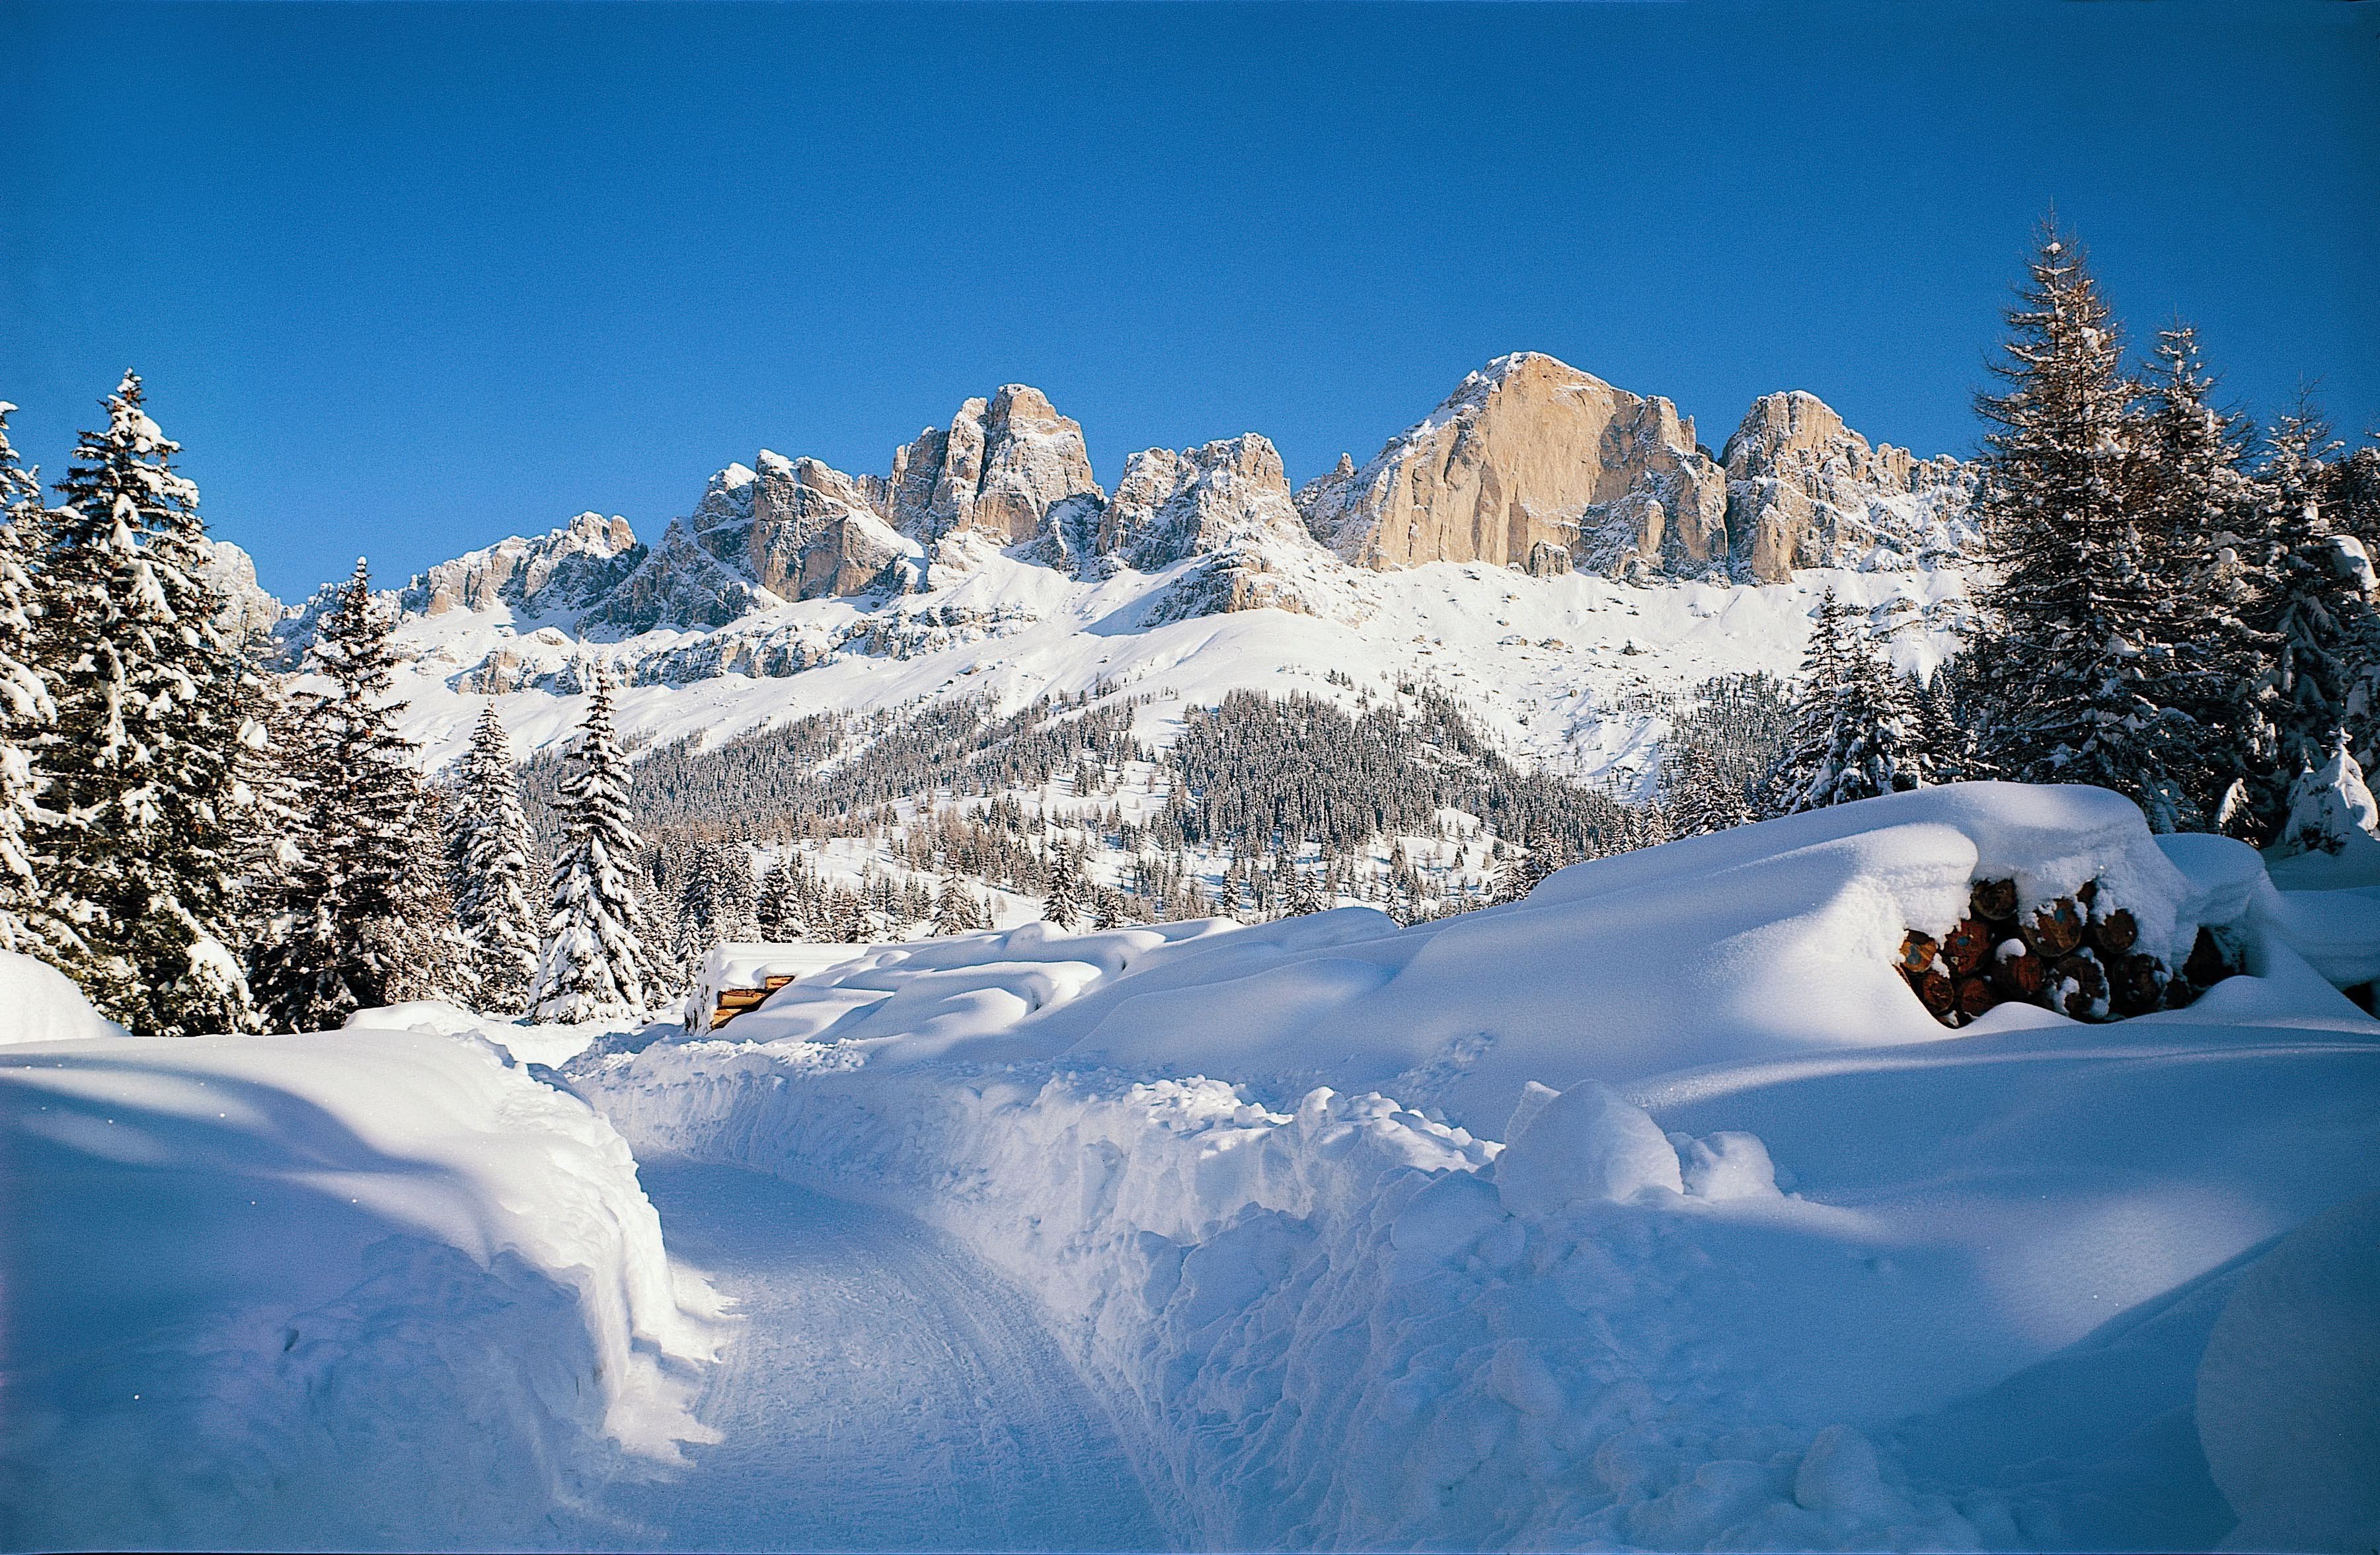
{"left": 1898, "top": 875, "right": 2242, "bottom": 1027}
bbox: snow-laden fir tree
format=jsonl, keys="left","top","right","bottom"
{"left": 447, "top": 704, "right": 541, "bottom": 1014}
{"left": 756, "top": 858, "right": 804, "bottom": 940}
{"left": 38, "top": 374, "right": 252, "bottom": 1033}
{"left": 0, "top": 405, "right": 59, "bottom": 958}
{"left": 1961, "top": 227, "right": 2191, "bottom": 819}
{"left": 1662, "top": 742, "right": 1755, "bottom": 838}
{"left": 931, "top": 875, "right": 978, "bottom": 936}
{"left": 531, "top": 672, "right": 660, "bottom": 1021}
{"left": 2278, "top": 729, "right": 2379, "bottom": 856}
{"left": 249, "top": 560, "right": 461, "bottom": 1029}
{"left": 2241, "top": 400, "right": 2376, "bottom": 837}
{"left": 2132, "top": 325, "right": 2270, "bottom": 828}
{"left": 1284, "top": 865, "right": 1326, "bottom": 916}
{"left": 1765, "top": 588, "right": 1927, "bottom": 813}
{"left": 1042, "top": 842, "right": 1086, "bottom": 928}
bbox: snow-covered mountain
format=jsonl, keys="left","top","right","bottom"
{"left": 259, "top": 352, "right": 1979, "bottom": 778}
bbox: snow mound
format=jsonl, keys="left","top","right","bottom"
{"left": 0, "top": 1024, "right": 720, "bottom": 1550}
{"left": 0, "top": 950, "right": 126, "bottom": 1045}
{"left": 2196, "top": 1192, "right": 2380, "bottom": 1554}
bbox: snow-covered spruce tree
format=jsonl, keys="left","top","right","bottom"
{"left": 1284, "top": 865, "right": 1326, "bottom": 916}
{"left": 1765, "top": 588, "right": 1927, "bottom": 814}
{"left": 1960, "top": 227, "right": 2190, "bottom": 820}
{"left": 2278, "top": 729, "right": 2379, "bottom": 856}
{"left": 38, "top": 374, "right": 252, "bottom": 1033}
{"left": 2131, "top": 325, "right": 2270, "bottom": 828}
{"left": 531, "top": 672, "right": 659, "bottom": 1022}
{"left": 1661, "top": 740, "right": 1755, "bottom": 838}
{"left": 0, "top": 404, "right": 60, "bottom": 959}
{"left": 931, "top": 875, "right": 976, "bottom": 936}
{"left": 2239, "top": 399, "right": 2377, "bottom": 838}
{"left": 1042, "top": 843, "right": 1086, "bottom": 928}
{"left": 447, "top": 704, "right": 541, "bottom": 1014}
{"left": 756, "top": 858, "right": 804, "bottom": 940}
{"left": 249, "top": 561, "right": 460, "bottom": 1029}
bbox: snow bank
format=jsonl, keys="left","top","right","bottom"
{"left": 0, "top": 1010, "right": 718, "bottom": 1551}
{"left": 564, "top": 783, "right": 2380, "bottom": 1550}
{"left": 0, "top": 951, "right": 126, "bottom": 1045}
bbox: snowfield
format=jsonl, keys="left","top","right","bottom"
{"left": 6, "top": 783, "right": 2379, "bottom": 1551}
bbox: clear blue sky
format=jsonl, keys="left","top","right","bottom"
{"left": 6, "top": 2, "right": 2375, "bottom": 600}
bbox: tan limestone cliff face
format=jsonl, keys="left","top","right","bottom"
{"left": 749, "top": 452, "right": 910, "bottom": 600}
{"left": 888, "top": 385, "right": 1102, "bottom": 545}
{"left": 1721, "top": 391, "right": 1973, "bottom": 582}
{"left": 1295, "top": 352, "right": 1728, "bottom": 578}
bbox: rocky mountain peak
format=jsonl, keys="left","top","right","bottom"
{"left": 1720, "top": 391, "right": 1975, "bottom": 580}
{"left": 888, "top": 385, "right": 1102, "bottom": 548}
{"left": 401, "top": 510, "right": 643, "bottom": 619}
{"left": 1295, "top": 352, "right": 1728, "bottom": 580}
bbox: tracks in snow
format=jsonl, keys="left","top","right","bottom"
{"left": 586, "top": 1158, "right": 1171, "bottom": 1552}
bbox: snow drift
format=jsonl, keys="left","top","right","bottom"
{"left": 0, "top": 965, "right": 719, "bottom": 1552}
{"left": 568, "top": 783, "right": 2380, "bottom": 1549}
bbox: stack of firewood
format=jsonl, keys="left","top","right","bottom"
{"left": 1898, "top": 877, "right": 2241, "bottom": 1028}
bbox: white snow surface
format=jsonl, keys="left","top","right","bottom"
{"left": 560, "top": 782, "right": 2380, "bottom": 1551}
{"left": 12, "top": 785, "right": 2380, "bottom": 1551}
{"left": 0, "top": 970, "right": 721, "bottom": 1551}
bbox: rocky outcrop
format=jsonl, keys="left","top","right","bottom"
{"left": 1721, "top": 391, "right": 1975, "bottom": 581}
{"left": 888, "top": 385, "right": 1102, "bottom": 546}
{"left": 199, "top": 539, "right": 286, "bottom": 641}
{"left": 1095, "top": 434, "right": 1312, "bottom": 572}
{"left": 581, "top": 456, "right": 920, "bottom": 635}
{"left": 1295, "top": 354, "right": 1729, "bottom": 580}
{"left": 401, "top": 512, "right": 642, "bottom": 619}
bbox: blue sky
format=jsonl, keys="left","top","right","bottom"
{"left": 6, "top": 2, "right": 2375, "bottom": 600}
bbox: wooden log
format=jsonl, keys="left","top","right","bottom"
{"left": 2089, "top": 906, "right": 2139, "bottom": 955}
{"left": 716, "top": 988, "right": 769, "bottom": 1008}
{"left": 2025, "top": 898, "right": 2085, "bottom": 957}
{"left": 1911, "top": 967, "right": 1957, "bottom": 1018}
{"left": 1942, "top": 919, "right": 1995, "bottom": 977}
{"left": 1970, "top": 878, "right": 2019, "bottom": 922}
{"left": 1955, "top": 976, "right": 1998, "bottom": 1019}
{"left": 1900, "top": 932, "right": 1941, "bottom": 977}
{"left": 2110, "top": 953, "right": 2165, "bottom": 1017}
{"left": 2055, "top": 950, "right": 2109, "bottom": 1020}
{"left": 1994, "top": 944, "right": 2048, "bottom": 1001}
{"left": 2077, "top": 878, "right": 2100, "bottom": 908}
{"left": 763, "top": 974, "right": 795, "bottom": 992}
{"left": 2184, "top": 926, "right": 2233, "bottom": 988}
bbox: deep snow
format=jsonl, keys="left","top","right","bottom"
{"left": 0, "top": 986, "right": 719, "bottom": 1551}
{"left": 7, "top": 783, "right": 2379, "bottom": 1552}
{"left": 567, "top": 783, "right": 2380, "bottom": 1550}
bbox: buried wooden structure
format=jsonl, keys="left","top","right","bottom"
{"left": 710, "top": 973, "right": 795, "bottom": 1031}
{"left": 1898, "top": 876, "right": 2241, "bottom": 1029}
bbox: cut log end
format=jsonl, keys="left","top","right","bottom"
{"left": 1970, "top": 878, "right": 2019, "bottom": 922}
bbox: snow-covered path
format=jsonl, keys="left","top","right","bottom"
{"left": 585, "top": 1158, "right": 1172, "bottom": 1552}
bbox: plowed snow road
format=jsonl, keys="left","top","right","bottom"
{"left": 586, "top": 1158, "right": 1171, "bottom": 1551}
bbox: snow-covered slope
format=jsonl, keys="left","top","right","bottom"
{"left": 0, "top": 975, "right": 720, "bottom": 1551}
{"left": 565, "top": 783, "right": 2380, "bottom": 1550}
